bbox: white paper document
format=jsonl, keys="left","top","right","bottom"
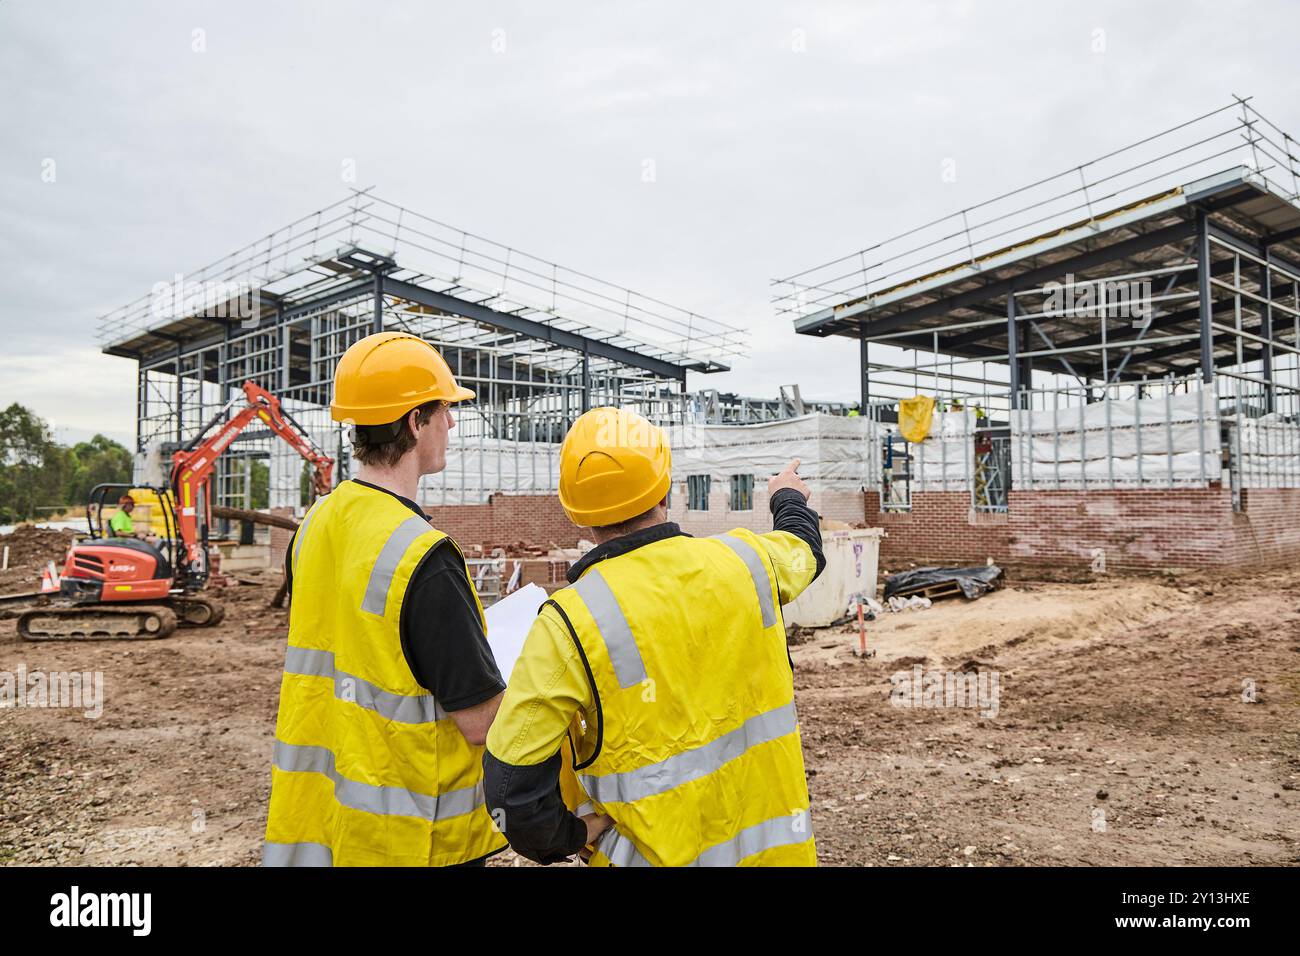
{"left": 483, "top": 583, "right": 548, "bottom": 681}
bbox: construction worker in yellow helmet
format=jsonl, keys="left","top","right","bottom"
{"left": 484, "top": 406, "right": 825, "bottom": 865}
{"left": 263, "top": 331, "right": 507, "bottom": 867}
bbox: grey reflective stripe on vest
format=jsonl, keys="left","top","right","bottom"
{"left": 283, "top": 646, "right": 447, "bottom": 724}
{"left": 361, "top": 514, "right": 434, "bottom": 616}
{"left": 272, "top": 740, "right": 485, "bottom": 822}
{"left": 573, "top": 568, "right": 646, "bottom": 689}
{"left": 597, "top": 809, "right": 812, "bottom": 867}
{"left": 694, "top": 809, "right": 812, "bottom": 866}
{"left": 578, "top": 700, "right": 798, "bottom": 805}
{"left": 715, "top": 534, "right": 776, "bottom": 628}
{"left": 595, "top": 826, "right": 653, "bottom": 867}
{"left": 292, "top": 501, "right": 323, "bottom": 572}
{"left": 263, "top": 840, "right": 333, "bottom": 867}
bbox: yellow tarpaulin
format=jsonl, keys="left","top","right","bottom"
{"left": 898, "top": 395, "right": 936, "bottom": 442}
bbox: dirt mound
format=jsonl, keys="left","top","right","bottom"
{"left": 799, "top": 579, "right": 1196, "bottom": 669}
{"left": 0, "top": 525, "right": 76, "bottom": 593}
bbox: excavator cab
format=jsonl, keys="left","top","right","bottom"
{"left": 61, "top": 483, "right": 185, "bottom": 605}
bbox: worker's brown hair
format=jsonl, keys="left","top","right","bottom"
{"left": 351, "top": 400, "right": 445, "bottom": 468}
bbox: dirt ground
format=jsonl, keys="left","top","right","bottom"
{"left": 0, "top": 533, "right": 1297, "bottom": 866}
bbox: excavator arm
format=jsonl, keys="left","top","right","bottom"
{"left": 169, "top": 381, "right": 335, "bottom": 572}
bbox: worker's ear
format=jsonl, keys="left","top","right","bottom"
{"left": 406, "top": 407, "right": 423, "bottom": 438}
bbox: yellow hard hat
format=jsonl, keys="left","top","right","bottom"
{"left": 330, "top": 331, "right": 474, "bottom": 425}
{"left": 559, "top": 407, "right": 672, "bottom": 527}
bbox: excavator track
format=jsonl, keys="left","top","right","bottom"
{"left": 171, "top": 596, "right": 225, "bottom": 627}
{"left": 17, "top": 605, "right": 178, "bottom": 641}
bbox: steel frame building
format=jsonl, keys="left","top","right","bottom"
{"left": 774, "top": 98, "right": 1300, "bottom": 517}
{"left": 99, "top": 192, "right": 747, "bottom": 514}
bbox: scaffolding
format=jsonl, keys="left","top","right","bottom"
{"left": 103, "top": 192, "right": 747, "bottom": 513}
{"left": 774, "top": 97, "right": 1300, "bottom": 513}
{"left": 686, "top": 384, "right": 856, "bottom": 424}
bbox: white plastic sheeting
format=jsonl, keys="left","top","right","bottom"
{"left": 421, "top": 441, "right": 560, "bottom": 505}
{"left": 666, "top": 414, "right": 874, "bottom": 489}
{"left": 908, "top": 408, "right": 977, "bottom": 490}
{"left": 258, "top": 387, "right": 1300, "bottom": 512}
{"left": 1009, "top": 389, "right": 1221, "bottom": 487}
{"left": 268, "top": 444, "right": 302, "bottom": 512}
{"left": 1229, "top": 415, "right": 1300, "bottom": 488}
{"left": 270, "top": 412, "right": 880, "bottom": 508}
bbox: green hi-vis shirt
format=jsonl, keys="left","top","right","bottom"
{"left": 109, "top": 510, "right": 134, "bottom": 536}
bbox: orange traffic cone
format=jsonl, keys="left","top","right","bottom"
{"left": 40, "top": 565, "right": 56, "bottom": 593}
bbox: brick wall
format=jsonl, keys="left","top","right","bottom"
{"left": 865, "top": 485, "right": 1300, "bottom": 571}
{"left": 865, "top": 491, "right": 1011, "bottom": 567}
{"left": 1004, "top": 488, "right": 1236, "bottom": 570}
{"left": 427, "top": 493, "right": 585, "bottom": 552}
{"left": 1231, "top": 487, "right": 1300, "bottom": 565}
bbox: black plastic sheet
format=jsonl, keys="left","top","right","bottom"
{"left": 883, "top": 565, "right": 1003, "bottom": 600}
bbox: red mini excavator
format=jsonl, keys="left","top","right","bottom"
{"left": 13, "top": 381, "right": 334, "bottom": 641}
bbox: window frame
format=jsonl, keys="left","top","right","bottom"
{"left": 686, "top": 474, "right": 711, "bottom": 511}
{"left": 729, "top": 473, "right": 754, "bottom": 511}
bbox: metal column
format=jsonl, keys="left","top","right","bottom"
{"left": 1196, "top": 211, "right": 1215, "bottom": 384}
{"left": 175, "top": 342, "right": 184, "bottom": 442}
{"left": 136, "top": 366, "right": 147, "bottom": 455}
{"left": 581, "top": 342, "right": 591, "bottom": 412}
{"left": 278, "top": 305, "right": 289, "bottom": 393}
{"left": 1019, "top": 318, "right": 1033, "bottom": 399}
{"left": 372, "top": 272, "right": 384, "bottom": 334}
{"left": 1261, "top": 254, "right": 1275, "bottom": 413}
{"left": 1007, "top": 292, "right": 1024, "bottom": 408}
{"left": 859, "top": 335, "right": 870, "bottom": 412}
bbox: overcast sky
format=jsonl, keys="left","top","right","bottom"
{"left": 3, "top": 0, "right": 1298, "bottom": 447}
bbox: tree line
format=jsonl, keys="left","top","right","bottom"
{"left": 0, "top": 404, "right": 133, "bottom": 524}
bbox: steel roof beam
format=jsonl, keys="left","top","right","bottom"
{"left": 807, "top": 220, "right": 1199, "bottom": 339}
{"left": 383, "top": 277, "right": 697, "bottom": 380}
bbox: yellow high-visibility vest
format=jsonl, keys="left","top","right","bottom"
{"left": 549, "top": 528, "right": 817, "bottom": 866}
{"left": 263, "top": 480, "right": 505, "bottom": 866}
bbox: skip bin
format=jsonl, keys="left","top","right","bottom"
{"left": 782, "top": 527, "right": 883, "bottom": 628}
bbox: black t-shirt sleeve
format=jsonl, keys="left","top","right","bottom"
{"left": 769, "top": 486, "right": 826, "bottom": 581}
{"left": 400, "top": 541, "right": 506, "bottom": 712}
